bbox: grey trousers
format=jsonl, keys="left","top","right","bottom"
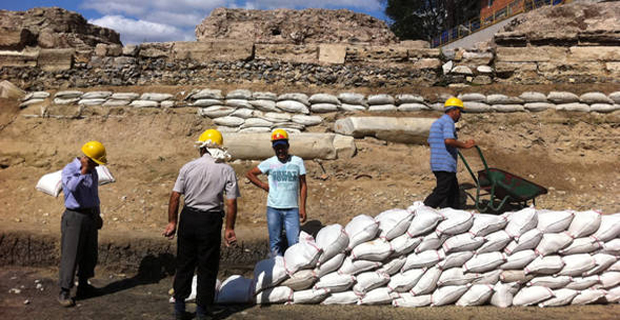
{"left": 59, "top": 208, "right": 99, "bottom": 290}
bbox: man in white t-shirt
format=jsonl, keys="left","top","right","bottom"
{"left": 246, "top": 129, "right": 307, "bottom": 256}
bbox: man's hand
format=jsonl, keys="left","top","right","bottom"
{"left": 261, "top": 182, "right": 270, "bottom": 192}
{"left": 224, "top": 228, "right": 237, "bottom": 247}
{"left": 464, "top": 140, "right": 476, "bottom": 149}
{"left": 299, "top": 208, "right": 307, "bottom": 224}
{"left": 95, "top": 215, "right": 103, "bottom": 230}
{"left": 80, "top": 156, "right": 96, "bottom": 174}
{"left": 162, "top": 222, "right": 177, "bottom": 240}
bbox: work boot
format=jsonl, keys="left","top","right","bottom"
{"left": 58, "top": 289, "right": 75, "bottom": 307}
{"left": 76, "top": 280, "right": 98, "bottom": 299}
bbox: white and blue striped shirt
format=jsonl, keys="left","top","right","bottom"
{"left": 428, "top": 114, "right": 458, "bottom": 172}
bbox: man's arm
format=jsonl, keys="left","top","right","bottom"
{"left": 224, "top": 198, "right": 237, "bottom": 246}
{"left": 445, "top": 138, "right": 475, "bottom": 149}
{"left": 299, "top": 175, "right": 307, "bottom": 223}
{"left": 246, "top": 167, "right": 269, "bottom": 192}
{"left": 162, "top": 191, "right": 181, "bottom": 239}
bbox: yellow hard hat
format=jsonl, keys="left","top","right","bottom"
{"left": 444, "top": 97, "right": 465, "bottom": 111}
{"left": 81, "top": 141, "right": 107, "bottom": 165}
{"left": 271, "top": 129, "right": 289, "bottom": 141}
{"left": 197, "top": 129, "right": 223, "bottom": 148}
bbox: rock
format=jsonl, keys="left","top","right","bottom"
{"left": 0, "top": 50, "right": 38, "bottom": 68}
{"left": 195, "top": 8, "right": 397, "bottom": 45}
{"left": 477, "top": 66, "right": 493, "bottom": 74}
{"left": 82, "top": 91, "right": 112, "bottom": 99}
{"left": 319, "top": 44, "right": 347, "bottom": 64}
{"left": 38, "top": 48, "right": 74, "bottom": 71}
{"left": 472, "top": 75, "right": 492, "bottom": 85}
{"left": 346, "top": 45, "right": 408, "bottom": 63}
{"left": 413, "top": 58, "right": 441, "bottom": 70}
{"left": 519, "top": 92, "right": 547, "bottom": 103}
{"left": 122, "top": 45, "right": 138, "bottom": 56}
{"left": 140, "top": 93, "right": 173, "bottom": 102}
{"left": 579, "top": 92, "right": 613, "bottom": 104}
{"left": 442, "top": 61, "right": 454, "bottom": 75}
{"left": 255, "top": 44, "right": 319, "bottom": 63}
{"left": 334, "top": 117, "right": 435, "bottom": 144}
{"left": 0, "top": 80, "right": 26, "bottom": 99}
{"left": 138, "top": 43, "right": 172, "bottom": 58}
{"left": 451, "top": 66, "right": 473, "bottom": 75}
{"left": 400, "top": 40, "right": 430, "bottom": 49}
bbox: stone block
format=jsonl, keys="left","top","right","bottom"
{"left": 172, "top": 40, "right": 253, "bottom": 62}
{"left": 413, "top": 58, "right": 441, "bottom": 70}
{"left": 139, "top": 43, "right": 173, "bottom": 58}
{"left": 0, "top": 28, "right": 35, "bottom": 50}
{"left": 38, "top": 48, "right": 74, "bottom": 71}
{"left": 496, "top": 46, "right": 568, "bottom": 63}
{"left": 318, "top": 44, "right": 347, "bottom": 64}
{"left": 333, "top": 134, "right": 357, "bottom": 158}
{"left": 334, "top": 117, "right": 434, "bottom": 144}
{"left": 400, "top": 40, "right": 430, "bottom": 49}
{"left": 345, "top": 45, "right": 408, "bottom": 63}
{"left": 0, "top": 50, "right": 38, "bottom": 68}
{"left": 0, "top": 80, "right": 25, "bottom": 99}
{"left": 255, "top": 44, "right": 319, "bottom": 63}
{"left": 407, "top": 48, "right": 441, "bottom": 59}
{"left": 94, "top": 43, "right": 107, "bottom": 57}
{"left": 122, "top": 45, "right": 138, "bottom": 56}
{"left": 568, "top": 46, "right": 620, "bottom": 61}
{"left": 494, "top": 62, "right": 537, "bottom": 73}
{"left": 222, "top": 133, "right": 337, "bottom": 160}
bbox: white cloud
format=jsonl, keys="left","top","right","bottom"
{"left": 89, "top": 15, "right": 195, "bottom": 44}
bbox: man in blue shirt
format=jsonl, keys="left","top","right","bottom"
{"left": 246, "top": 129, "right": 308, "bottom": 256}
{"left": 424, "top": 97, "right": 475, "bottom": 209}
{"left": 58, "top": 141, "right": 108, "bottom": 307}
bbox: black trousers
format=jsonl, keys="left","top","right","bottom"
{"left": 424, "top": 171, "right": 460, "bottom": 209}
{"left": 59, "top": 208, "right": 98, "bottom": 289}
{"left": 173, "top": 207, "right": 222, "bottom": 307}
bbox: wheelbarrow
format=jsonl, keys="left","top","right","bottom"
{"left": 458, "top": 146, "right": 547, "bottom": 213}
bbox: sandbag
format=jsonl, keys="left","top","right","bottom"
{"left": 477, "top": 230, "right": 511, "bottom": 254}
{"left": 230, "top": 108, "right": 257, "bottom": 119}
{"left": 315, "top": 253, "right": 345, "bottom": 278}
{"left": 525, "top": 256, "right": 564, "bottom": 275}
{"left": 309, "top": 93, "right": 339, "bottom": 105}
{"left": 571, "top": 289, "right": 606, "bottom": 305}
{"left": 558, "top": 254, "right": 596, "bottom": 277}
{"left": 367, "top": 94, "right": 394, "bottom": 105}
{"left": 600, "top": 271, "right": 620, "bottom": 289}
{"left": 397, "top": 103, "right": 429, "bottom": 112}
{"left": 292, "top": 288, "right": 330, "bottom": 304}
{"left": 406, "top": 204, "right": 444, "bottom": 237}
{"left": 512, "top": 286, "right": 554, "bottom": 306}
{"left": 291, "top": 115, "right": 323, "bottom": 126}
{"left": 402, "top": 250, "right": 445, "bottom": 271}
{"left": 490, "top": 282, "right": 520, "bottom": 307}
{"left": 276, "top": 100, "right": 310, "bottom": 114}
{"left": 225, "top": 99, "right": 253, "bottom": 109}
{"left": 249, "top": 100, "right": 279, "bottom": 112}
{"left": 368, "top": 104, "right": 397, "bottom": 112}
{"left": 353, "top": 271, "right": 391, "bottom": 294}
{"left": 255, "top": 286, "right": 293, "bottom": 305}
{"left": 438, "top": 251, "right": 475, "bottom": 270}
{"left": 252, "top": 92, "right": 277, "bottom": 101}
{"left": 314, "top": 272, "right": 356, "bottom": 293}
{"left": 358, "top": 287, "right": 395, "bottom": 305}
{"left": 338, "top": 93, "right": 365, "bottom": 105}
{"left": 469, "top": 214, "right": 508, "bottom": 237}
{"left": 390, "top": 234, "right": 422, "bottom": 257}
{"left": 351, "top": 239, "right": 393, "bottom": 261}
{"left": 215, "top": 275, "right": 254, "bottom": 304}
{"left": 559, "top": 237, "right": 603, "bottom": 255}
{"left": 310, "top": 103, "right": 339, "bottom": 113}
{"left": 473, "top": 270, "right": 502, "bottom": 285}
{"left": 411, "top": 267, "right": 442, "bottom": 296}
{"left": 431, "top": 285, "right": 469, "bottom": 306}
{"left": 395, "top": 94, "right": 424, "bottom": 104}
{"left": 190, "top": 89, "right": 222, "bottom": 100}
{"left": 315, "top": 224, "right": 349, "bottom": 264}
{"left": 583, "top": 253, "right": 617, "bottom": 276}
{"left": 345, "top": 215, "right": 380, "bottom": 250}
{"left": 392, "top": 293, "right": 432, "bottom": 307}
{"left": 456, "top": 284, "right": 494, "bottom": 306}
{"left": 436, "top": 208, "right": 474, "bottom": 235}
{"left": 501, "top": 250, "right": 538, "bottom": 270}
{"left": 547, "top": 91, "right": 579, "bottom": 104}
{"left": 283, "top": 239, "right": 322, "bottom": 274}
{"left": 534, "top": 232, "right": 573, "bottom": 256}
{"left": 253, "top": 256, "right": 288, "bottom": 292}
{"left": 339, "top": 103, "right": 366, "bottom": 112}
{"left": 565, "top": 275, "right": 600, "bottom": 290}
{"left": 538, "top": 288, "right": 578, "bottom": 307}
{"left": 526, "top": 276, "right": 571, "bottom": 289}
{"left": 198, "top": 106, "right": 235, "bottom": 118}
{"left": 464, "top": 252, "right": 507, "bottom": 273}
{"left": 500, "top": 270, "right": 534, "bottom": 284}
{"left": 277, "top": 93, "right": 309, "bottom": 105}
{"left": 567, "top": 210, "right": 602, "bottom": 238}
{"left": 387, "top": 268, "right": 425, "bottom": 292}
{"left": 375, "top": 209, "right": 413, "bottom": 240}
{"left": 443, "top": 233, "right": 485, "bottom": 254}
{"left": 505, "top": 207, "right": 538, "bottom": 239}
{"left": 225, "top": 89, "right": 252, "bottom": 100}
{"left": 601, "top": 239, "right": 620, "bottom": 255}
{"left": 504, "top": 228, "right": 543, "bottom": 255}
{"left": 377, "top": 255, "right": 406, "bottom": 276}
{"left": 321, "top": 291, "right": 360, "bottom": 305}
{"left": 415, "top": 232, "right": 449, "bottom": 253}
{"left": 536, "top": 209, "right": 574, "bottom": 233}
{"left": 213, "top": 116, "right": 244, "bottom": 127}
{"left": 338, "top": 257, "right": 381, "bottom": 275}
{"left": 35, "top": 170, "right": 63, "bottom": 197}
{"left": 437, "top": 268, "right": 482, "bottom": 287}
{"left": 591, "top": 213, "right": 620, "bottom": 242}
{"left": 280, "top": 269, "right": 318, "bottom": 291}
{"left": 604, "top": 286, "right": 620, "bottom": 303}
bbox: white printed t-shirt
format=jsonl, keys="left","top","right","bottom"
{"left": 258, "top": 155, "right": 306, "bottom": 209}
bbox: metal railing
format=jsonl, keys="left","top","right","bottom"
{"left": 431, "top": 0, "right": 570, "bottom": 48}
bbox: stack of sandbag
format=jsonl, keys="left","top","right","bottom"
{"left": 217, "top": 203, "right": 620, "bottom": 307}
{"left": 35, "top": 166, "right": 116, "bottom": 197}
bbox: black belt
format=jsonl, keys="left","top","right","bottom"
{"left": 185, "top": 206, "right": 224, "bottom": 217}
{"left": 69, "top": 207, "right": 97, "bottom": 214}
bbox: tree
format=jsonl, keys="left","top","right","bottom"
{"left": 381, "top": 0, "right": 479, "bottom": 41}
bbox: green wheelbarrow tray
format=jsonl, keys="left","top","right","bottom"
{"left": 458, "top": 146, "right": 548, "bottom": 213}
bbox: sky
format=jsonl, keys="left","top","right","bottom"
{"left": 2, "top": 0, "right": 389, "bottom": 44}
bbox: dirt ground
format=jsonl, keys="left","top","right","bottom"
{"left": 0, "top": 82, "right": 619, "bottom": 318}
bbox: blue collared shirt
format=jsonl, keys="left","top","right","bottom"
{"left": 61, "top": 158, "right": 100, "bottom": 210}
{"left": 428, "top": 114, "right": 458, "bottom": 173}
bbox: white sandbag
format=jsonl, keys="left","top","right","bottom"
{"left": 591, "top": 103, "right": 619, "bottom": 113}
{"left": 292, "top": 288, "right": 330, "bottom": 304}
{"left": 292, "top": 115, "right": 323, "bottom": 126}
{"left": 415, "top": 232, "right": 449, "bottom": 253}
{"left": 601, "top": 239, "right": 620, "bottom": 255}
{"left": 591, "top": 213, "right": 620, "bottom": 242}
{"left": 82, "top": 91, "right": 112, "bottom": 99}
{"left": 571, "top": 289, "right": 606, "bottom": 305}
{"left": 226, "top": 89, "right": 252, "bottom": 100}
{"left": 255, "top": 286, "right": 293, "bottom": 305}
{"left": 367, "top": 94, "right": 394, "bottom": 105}
{"left": 358, "top": 287, "right": 395, "bottom": 305}
{"left": 431, "top": 285, "right": 469, "bottom": 306}
{"left": 611, "top": 260, "right": 620, "bottom": 272}
{"left": 280, "top": 269, "right": 318, "bottom": 291}
{"left": 345, "top": 214, "right": 380, "bottom": 250}
{"left": 378, "top": 255, "right": 406, "bottom": 276}
{"left": 253, "top": 256, "right": 288, "bottom": 292}
{"left": 473, "top": 270, "right": 502, "bottom": 285}
{"left": 78, "top": 98, "right": 106, "bottom": 106}
{"left": 97, "top": 166, "right": 116, "bottom": 185}
{"left": 462, "top": 101, "right": 492, "bottom": 113}
{"left": 477, "top": 230, "right": 511, "bottom": 254}
{"left": 443, "top": 233, "right": 485, "bottom": 254}
{"left": 168, "top": 275, "right": 199, "bottom": 303}
{"left": 559, "top": 237, "right": 603, "bottom": 255}
{"left": 437, "top": 268, "right": 482, "bottom": 286}
{"left": 580, "top": 92, "right": 613, "bottom": 104}
{"left": 534, "top": 232, "right": 573, "bottom": 256}
{"left": 558, "top": 254, "right": 596, "bottom": 277}
{"left": 538, "top": 288, "right": 578, "bottom": 307}
{"left": 241, "top": 118, "right": 272, "bottom": 128}
{"left": 526, "top": 276, "right": 571, "bottom": 289}
{"left": 390, "top": 234, "right": 422, "bottom": 257}
{"left": 403, "top": 250, "right": 445, "bottom": 271}
{"left": 338, "top": 93, "right": 365, "bottom": 105}
{"left": 315, "top": 253, "right": 345, "bottom": 277}
{"left": 316, "top": 224, "right": 349, "bottom": 264}
{"left": 198, "top": 106, "right": 235, "bottom": 118}
{"left": 310, "top": 103, "right": 339, "bottom": 113}
{"left": 309, "top": 93, "right": 339, "bottom": 105}
{"left": 500, "top": 270, "right": 534, "bottom": 284}
{"left": 556, "top": 103, "right": 590, "bottom": 112}
{"left": 338, "top": 257, "right": 381, "bottom": 275}
{"left": 252, "top": 92, "right": 276, "bottom": 101}
{"left": 505, "top": 207, "right": 538, "bottom": 239}
{"left": 411, "top": 267, "right": 442, "bottom": 296}
{"left": 229, "top": 108, "right": 256, "bottom": 119}
{"left": 493, "top": 104, "right": 525, "bottom": 113}
{"left": 102, "top": 99, "right": 130, "bottom": 107}
{"left": 490, "top": 282, "right": 520, "bottom": 307}
{"left": 392, "top": 293, "right": 432, "bottom": 307}
{"left": 387, "top": 268, "right": 425, "bottom": 292}
{"left": 351, "top": 239, "right": 393, "bottom": 261}
{"left": 566, "top": 275, "right": 600, "bottom": 290}
{"left": 375, "top": 208, "right": 413, "bottom": 240}
{"left": 525, "top": 256, "right": 565, "bottom": 275}
{"left": 600, "top": 272, "right": 620, "bottom": 289}
{"left": 216, "top": 275, "right": 254, "bottom": 304}
{"left": 314, "top": 272, "right": 356, "bottom": 293}
{"left": 567, "top": 210, "right": 602, "bottom": 238}
{"left": 35, "top": 170, "right": 63, "bottom": 197}
{"left": 513, "top": 286, "right": 554, "bottom": 306}
{"left": 277, "top": 93, "right": 309, "bottom": 105}
{"left": 519, "top": 91, "right": 547, "bottom": 103}
{"left": 339, "top": 103, "right": 366, "bottom": 112}
{"left": 456, "top": 284, "right": 495, "bottom": 306}
{"left": 501, "top": 250, "right": 538, "bottom": 270}
{"left": 584, "top": 254, "right": 618, "bottom": 276}
{"left": 249, "top": 100, "right": 279, "bottom": 112}
{"left": 397, "top": 103, "right": 429, "bottom": 112}
{"left": 213, "top": 116, "right": 244, "bottom": 127}
{"left": 547, "top": 91, "right": 579, "bottom": 104}
{"left": 368, "top": 104, "right": 397, "bottom": 112}
{"left": 276, "top": 100, "right": 310, "bottom": 114}
{"left": 438, "top": 251, "right": 475, "bottom": 270}
{"left": 436, "top": 208, "right": 474, "bottom": 235}
{"left": 536, "top": 209, "right": 575, "bottom": 233}
{"left": 192, "top": 99, "right": 224, "bottom": 107}
{"left": 406, "top": 204, "right": 444, "bottom": 237}
{"left": 395, "top": 94, "right": 425, "bottom": 104}
{"left": 604, "top": 286, "right": 620, "bottom": 303}
{"left": 464, "top": 252, "right": 507, "bottom": 273}
{"left": 504, "top": 228, "right": 543, "bottom": 255}
{"left": 321, "top": 291, "right": 360, "bottom": 305}
{"left": 458, "top": 93, "right": 486, "bottom": 102}
{"left": 284, "top": 240, "right": 322, "bottom": 274}
{"left": 524, "top": 102, "right": 555, "bottom": 112}
{"left": 353, "top": 271, "right": 391, "bottom": 294}
{"left": 140, "top": 93, "right": 173, "bottom": 101}
{"left": 469, "top": 214, "right": 508, "bottom": 237}
{"left": 190, "top": 89, "right": 222, "bottom": 100}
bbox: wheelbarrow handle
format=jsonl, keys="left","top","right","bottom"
{"left": 458, "top": 145, "right": 490, "bottom": 185}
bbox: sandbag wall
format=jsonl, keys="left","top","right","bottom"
{"left": 214, "top": 203, "right": 620, "bottom": 307}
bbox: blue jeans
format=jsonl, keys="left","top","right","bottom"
{"left": 266, "top": 207, "right": 300, "bottom": 256}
